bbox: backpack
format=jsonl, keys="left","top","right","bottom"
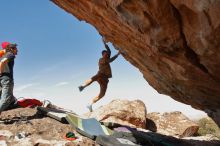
{"left": 17, "top": 97, "right": 43, "bottom": 108}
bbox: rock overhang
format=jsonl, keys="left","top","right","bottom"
{"left": 51, "top": 0, "right": 220, "bottom": 127}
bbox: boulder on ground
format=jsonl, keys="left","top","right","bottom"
{"left": 147, "top": 112, "right": 199, "bottom": 137}
{"left": 85, "top": 99, "right": 147, "bottom": 129}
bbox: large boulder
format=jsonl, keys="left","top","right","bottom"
{"left": 147, "top": 112, "right": 199, "bottom": 137}
{"left": 85, "top": 99, "right": 147, "bottom": 128}
{"left": 52, "top": 0, "right": 220, "bottom": 126}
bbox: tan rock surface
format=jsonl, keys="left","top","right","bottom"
{"left": 0, "top": 108, "right": 97, "bottom": 146}
{"left": 147, "top": 112, "right": 199, "bottom": 137}
{"left": 0, "top": 107, "right": 219, "bottom": 146}
{"left": 85, "top": 99, "right": 147, "bottom": 128}
{"left": 52, "top": 0, "right": 220, "bottom": 126}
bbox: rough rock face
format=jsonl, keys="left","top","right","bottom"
{"left": 85, "top": 99, "right": 147, "bottom": 128}
{"left": 147, "top": 112, "right": 199, "bottom": 137}
{"left": 1, "top": 108, "right": 219, "bottom": 146}
{"left": 52, "top": 0, "right": 220, "bottom": 126}
{"left": 0, "top": 108, "right": 97, "bottom": 146}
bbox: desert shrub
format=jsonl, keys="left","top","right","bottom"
{"left": 196, "top": 117, "right": 220, "bottom": 139}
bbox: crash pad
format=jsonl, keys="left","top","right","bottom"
{"left": 96, "top": 131, "right": 162, "bottom": 146}
{"left": 96, "top": 135, "right": 141, "bottom": 146}
{"left": 37, "top": 106, "right": 68, "bottom": 123}
{"left": 66, "top": 114, "right": 112, "bottom": 140}
{"left": 100, "top": 121, "right": 122, "bottom": 128}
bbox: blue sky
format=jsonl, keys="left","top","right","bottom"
{"left": 0, "top": 0, "right": 206, "bottom": 118}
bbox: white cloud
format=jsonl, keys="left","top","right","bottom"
{"left": 14, "top": 83, "right": 35, "bottom": 92}
{"left": 55, "top": 82, "right": 69, "bottom": 87}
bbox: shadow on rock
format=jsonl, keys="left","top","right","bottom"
{"left": 131, "top": 130, "right": 220, "bottom": 146}
{"left": 146, "top": 118, "right": 157, "bottom": 132}
{"left": 0, "top": 111, "right": 44, "bottom": 125}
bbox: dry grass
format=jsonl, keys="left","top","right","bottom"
{"left": 196, "top": 117, "right": 220, "bottom": 139}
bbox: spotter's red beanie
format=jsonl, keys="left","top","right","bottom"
{"left": 1, "top": 42, "right": 10, "bottom": 49}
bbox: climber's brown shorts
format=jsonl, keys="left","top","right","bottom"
{"left": 91, "top": 73, "right": 109, "bottom": 99}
